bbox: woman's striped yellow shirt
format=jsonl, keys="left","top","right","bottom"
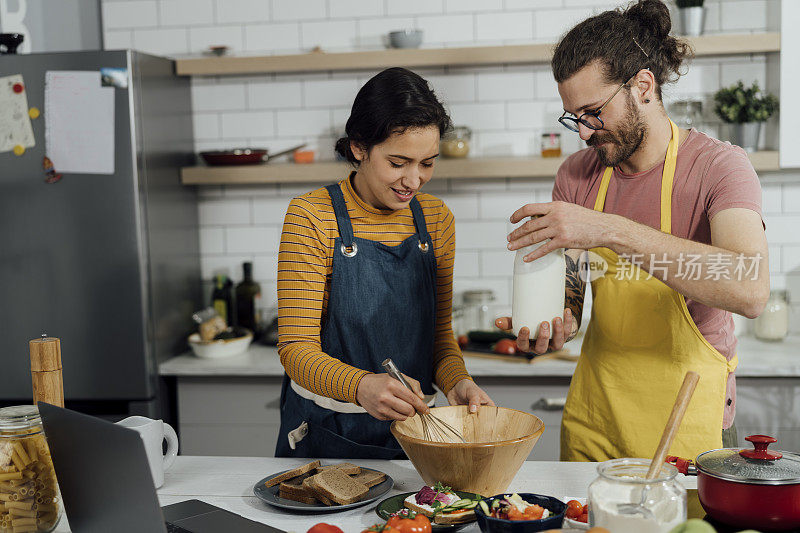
{"left": 277, "top": 175, "right": 471, "bottom": 404}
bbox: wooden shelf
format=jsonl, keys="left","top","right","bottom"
{"left": 181, "top": 151, "right": 780, "bottom": 185}
{"left": 175, "top": 32, "right": 780, "bottom": 76}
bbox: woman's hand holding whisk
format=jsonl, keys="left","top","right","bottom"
{"left": 446, "top": 379, "right": 495, "bottom": 413}
{"left": 356, "top": 373, "right": 430, "bottom": 421}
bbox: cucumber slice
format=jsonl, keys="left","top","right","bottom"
{"left": 479, "top": 501, "right": 490, "bottom": 515}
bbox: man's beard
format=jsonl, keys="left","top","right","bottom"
{"left": 587, "top": 94, "right": 647, "bottom": 167}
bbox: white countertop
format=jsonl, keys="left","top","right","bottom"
{"left": 52, "top": 457, "right": 698, "bottom": 532}
{"left": 159, "top": 334, "right": 800, "bottom": 378}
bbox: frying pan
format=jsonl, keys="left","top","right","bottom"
{"left": 200, "top": 143, "right": 306, "bottom": 166}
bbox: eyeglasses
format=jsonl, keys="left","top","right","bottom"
{"left": 558, "top": 72, "right": 638, "bottom": 133}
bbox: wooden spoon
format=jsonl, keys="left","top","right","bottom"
{"left": 618, "top": 371, "right": 700, "bottom": 518}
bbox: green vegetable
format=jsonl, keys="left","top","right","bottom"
{"left": 479, "top": 501, "right": 490, "bottom": 515}
{"left": 713, "top": 81, "right": 778, "bottom": 124}
{"left": 668, "top": 518, "right": 718, "bottom": 533}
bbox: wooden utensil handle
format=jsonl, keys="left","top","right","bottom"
{"left": 646, "top": 371, "right": 700, "bottom": 479}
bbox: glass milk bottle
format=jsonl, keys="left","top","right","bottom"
{"left": 512, "top": 241, "right": 565, "bottom": 339}
{"left": 754, "top": 290, "right": 790, "bottom": 341}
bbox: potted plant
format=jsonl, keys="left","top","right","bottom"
{"left": 713, "top": 81, "right": 778, "bottom": 152}
{"left": 676, "top": 0, "right": 705, "bottom": 36}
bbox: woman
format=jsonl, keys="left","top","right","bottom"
{"left": 275, "top": 67, "right": 493, "bottom": 459}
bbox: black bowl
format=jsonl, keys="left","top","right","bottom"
{"left": 474, "top": 493, "right": 567, "bottom": 533}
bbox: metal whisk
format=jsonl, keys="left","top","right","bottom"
{"left": 382, "top": 358, "right": 466, "bottom": 443}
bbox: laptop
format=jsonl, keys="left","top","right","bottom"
{"left": 38, "top": 402, "right": 284, "bottom": 533}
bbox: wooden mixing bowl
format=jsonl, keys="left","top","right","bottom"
{"left": 390, "top": 405, "right": 544, "bottom": 496}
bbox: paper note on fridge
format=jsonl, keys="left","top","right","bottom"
{"left": 0, "top": 74, "right": 36, "bottom": 153}
{"left": 45, "top": 70, "right": 115, "bottom": 174}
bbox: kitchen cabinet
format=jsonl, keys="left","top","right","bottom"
{"left": 174, "top": 375, "right": 571, "bottom": 460}
{"left": 176, "top": 376, "right": 283, "bottom": 456}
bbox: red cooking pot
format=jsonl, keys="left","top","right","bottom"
{"left": 668, "top": 435, "right": 800, "bottom": 531}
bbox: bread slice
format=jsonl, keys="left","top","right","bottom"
{"left": 404, "top": 496, "right": 475, "bottom": 525}
{"left": 306, "top": 468, "right": 368, "bottom": 505}
{"left": 302, "top": 476, "right": 334, "bottom": 506}
{"left": 317, "top": 462, "right": 361, "bottom": 475}
{"left": 279, "top": 473, "right": 318, "bottom": 505}
{"left": 263, "top": 460, "right": 320, "bottom": 488}
{"left": 351, "top": 470, "right": 386, "bottom": 488}
{"left": 278, "top": 487, "right": 318, "bottom": 505}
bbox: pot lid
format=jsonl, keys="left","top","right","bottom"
{"left": 696, "top": 435, "right": 800, "bottom": 485}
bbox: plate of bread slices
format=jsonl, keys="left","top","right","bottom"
{"left": 254, "top": 460, "right": 393, "bottom": 512}
{"left": 375, "top": 482, "right": 482, "bottom": 530}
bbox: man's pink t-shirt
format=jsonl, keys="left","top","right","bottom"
{"left": 553, "top": 129, "right": 763, "bottom": 429}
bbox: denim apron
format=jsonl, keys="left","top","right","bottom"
{"left": 275, "top": 182, "right": 437, "bottom": 459}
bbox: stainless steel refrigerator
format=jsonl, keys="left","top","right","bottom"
{"left": 0, "top": 50, "right": 201, "bottom": 417}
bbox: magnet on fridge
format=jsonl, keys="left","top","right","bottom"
{"left": 12, "top": 82, "right": 24, "bottom": 93}
{"left": 13, "top": 144, "right": 25, "bottom": 155}
{"left": 43, "top": 155, "right": 62, "bottom": 184}
{"left": 28, "top": 107, "right": 40, "bottom": 119}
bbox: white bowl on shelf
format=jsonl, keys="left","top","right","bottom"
{"left": 388, "top": 29, "right": 423, "bottom": 48}
{"left": 188, "top": 331, "right": 252, "bottom": 359}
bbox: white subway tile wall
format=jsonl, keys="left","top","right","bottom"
{"left": 101, "top": 0, "right": 797, "bottom": 329}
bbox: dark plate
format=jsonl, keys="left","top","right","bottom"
{"left": 475, "top": 493, "right": 566, "bottom": 533}
{"left": 375, "top": 491, "right": 482, "bottom": 531}
{"left": 253, "top": 467, "right": 393, "bottom": 513}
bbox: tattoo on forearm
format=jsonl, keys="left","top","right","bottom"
{"left": 564, "top": 253, "right": 585, "bottom": 336}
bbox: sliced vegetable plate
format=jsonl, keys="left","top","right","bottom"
{"left": 375, "top": 491, "right": 482, "bottom": 531}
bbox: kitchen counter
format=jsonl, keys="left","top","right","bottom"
{"left": 159, "top": 335, "right": 800, "bottom": 458}
{"left": 52, "top": 456, "right": 699, "bottom": 532}
{"left": 160, "top": 334, "right": 800, "bottom": 378}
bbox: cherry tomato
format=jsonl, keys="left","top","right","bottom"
{"left": 387, "top": 513, "right": 432, "bottom": 533}
{"left": 308, "top": 524, "right": 344, "bottom": 533}
{"left": 565, "top": 499, "right": 583, "bottom": 519}
{"left": 457, "top": 335, "right": 469, "bottom": 348}
{"left": 522, "top": 504, "right": 544, "bottom": 520}
{"left": 494, "top": 338, "right": 517, "bottom": 355}
{"left": 577, "top": 510, "right": 589, "bottom": 523}
{"left": 506, "top": 507, "right": 524, "bottom": 520}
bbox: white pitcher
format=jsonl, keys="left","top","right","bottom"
{"left": 116, "top": 416, "right": 178, "bottom": 488}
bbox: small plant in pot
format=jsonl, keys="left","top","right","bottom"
{"left": 713, "top": 81, "right": 778, "bottom": 152}
{"left": 676, "top": 0, "right": 705, "bottom": 36}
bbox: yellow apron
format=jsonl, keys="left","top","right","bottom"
{"left": 560, "top": 119, "right": 738, "bottom": 462}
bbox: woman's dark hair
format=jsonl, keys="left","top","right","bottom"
{"left": 551, "top": 0, "right": 693, "bottom": 101}
{"left": 335, "top": 67, "right": 452, "bottom": 165}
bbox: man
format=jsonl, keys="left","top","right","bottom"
{"left": 498, "top": 0, "right": 769, "bottom": 461}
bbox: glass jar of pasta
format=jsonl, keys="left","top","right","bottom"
{"left": 0, "top": 405, "right": 62, "bottom": 533}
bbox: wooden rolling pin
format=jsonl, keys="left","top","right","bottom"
{"left": 29, "top": 335, "right": 64, "bottom": 407}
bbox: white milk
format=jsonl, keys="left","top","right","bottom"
{"left": 512, "top": 242, "right": 565, "bottom": 339}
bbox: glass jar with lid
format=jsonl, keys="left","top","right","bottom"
{"left": 671, "top": 100, "right": 703, "bottom": 130}
{"left": 0, "top": 405, "right": 63, "bottom": 532}
{"left": 588, "top": 458, "right": 686, "bottom": 533}
{"left": 754, "top": 290, "right": 790, "bottom": 341}
{"left": 462, "top": 290, "right": 496, "bottom": 332}
{"left": 440, "top": 126, "right": 472, "bottom": 158}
